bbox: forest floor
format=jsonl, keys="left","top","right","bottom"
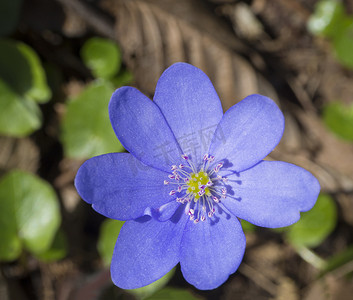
{"left": 1, "top": 0, "right": 353, "bottom": 299}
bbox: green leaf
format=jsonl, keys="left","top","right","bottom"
{"left": 286, "top": 194, "right": 337, "bottom": 248}
{"left": 145, "top": 288, "right": 199, "bottom": 300}
{"left": 97, "top": 219, "right": 124, "bottom": 266}
{"left": 111, "top": 70, "right": 134, "bottom": 88}
{"left": 0, "top": 0, "right": 23, "bottom": 36}
{"left": 322, "top": 101, "right": 353, "bottom": 141}
{"left": 61, "top": 81, "right": 125, "bottom": 159}
{"left": 333, "top": 20, "right": 353, "bottom": 69}
{"left": 81, "top": 37, "right": 121, "bottom": 79}
{"left": 18, "top": 42, "right": 52, "bottom": 102}
{"left": 0, "top": 39, "right": 51, "bottom": 137}
{"left": 0, "top": 170, "right": 61, "bottom": 261}
{"left": 35, "top": 229, "right": 68, "bottom": 262}
{"left": 0, "top": 38, "right": 51, "bottom": 102}
{"left": 0, "top": 174, "right": 22, "bottom": 261}
{"left": 307, "top": 0, "right": 347, "bottom": 38}
{"left": 129, "top": 269, "right": 176, "bottom": 300}
{"left": 241, "top": 219, "right": 256, "bottom": 233}
{"left": 0, "top": 79, "right": 41, "bottom": 137}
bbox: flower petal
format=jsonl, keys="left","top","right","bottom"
{"left": 151, "top": 201, "right": 181, "bottom": 222}
{"left": 75, "top": 153, "right": 173, "bottom": 220}
{"left": 209, "top": 94, "right": 284, "bottom": 172}
{"left": 222, "top": 161, "right": 320, "bottom": 228}
{"left": 109, "top": 86, "right": 182, "bottom": 172}
{"left": 180, "top": 211, "right": 246, "bottom": 290}
{"left": 154, "top": 63, "right": 224, "bottom": 164}
{"left": 111, "top": 211, "right": 188, "bottom": 289}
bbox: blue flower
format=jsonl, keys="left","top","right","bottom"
{"left": 75, "top": 63, "right": 320, "bottom": 290}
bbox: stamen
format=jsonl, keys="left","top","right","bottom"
{"left": 165, "top": 153, "right": 229, "bottom": 224}
{"left": 214, "top": 163, "right": 223, "bottom": 173}
{"left": 221, "top": 188, "right": 227, "bottom": 198}
{"left": 212, "top": 196, "right": 220, "bottom": 203}
{"left": 198, "top": 189, "right": 205, "bottom": 197}
{"left": 181, "top": 154, "right": 189, "bottom": 160}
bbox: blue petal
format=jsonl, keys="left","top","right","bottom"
{"left": 222, "top": 161, "right": 320, "bottom": 228}
{"left": 209, "top": 94, "right": 284, "bottom": 172}
{"left": 154, "top": 63, "right": 224, "bottom": 165}
{"left": 180, "top": 211, "right": 246, "bottom": 290}
{"left": 111, "top": 211, "right": 188, "bottom": 289}
{"left": 151, "top": 201, "right": 181, "bottom": 221}
{"left": 109, "top": 86, "right": 183, "bottom": 172}
{"left": 75, "top": 153, "right": 174, "bottom": 220}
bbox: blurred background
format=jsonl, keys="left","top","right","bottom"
{"left": 1, "top": 0, "right": 353, "bottom": 299}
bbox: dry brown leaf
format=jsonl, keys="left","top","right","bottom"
{"left": 106, "top": 0, "right": 278, "bottom": 110}
{"left": 274, "top": 277, "right": 299, "bottom": 300}
{"left": 0, "top": 137, "right": 39, "bottom": 176}
{"left": 303, "top": 275, "right": 353, "bottom": 300}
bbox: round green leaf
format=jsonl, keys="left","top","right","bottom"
{"left": 97, "top": 219, "right": 125, "bottom": 266}
{"left": 0, "top": 38, "right": 51, "bottom": 102}
{"left": 287, "top": 194, "right": 337, "bottom": 248}
{"left": 0, "top": 79, "right": 41, "bottom": 137}
{"left": 0, "top": 39, "right": 32, "bottom": 95}
{"left": 0, "top": 170, "right": 61, "bottom": 261}
{"left": 333, "top": 21, "right": 353, "bottom": 69}
{"left": 0, "top": 181, "right": 22, "bottom": 261}
{"left": 322, "top": 101, "right": 353, "bottom": 141}
{"left": 81, "top": 37, "right": 121, "bottom": 79}
{"left": 111, "top": 70, "right": 134, "bottom": 88}
{"left": 61, "top": 81, "right": 125, "bottom": 159}
{"left": 35, "top": 229, "right": 68, "bottom": 262}
{"left": 0, "top": 0, "right": 23, "bottom": 36}
{"left": 18, "top": 42, "right": 52, "bottom": 102}
{"left": 145, "top": 288, "right": 199, "bottom": 300}
{"left": 307, "top": 0, "right": 346, "bottom": 38}
{"left": 241, "top": 219, "right": 256, "bottom": 233}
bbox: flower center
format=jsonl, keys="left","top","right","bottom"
{"left": 187, "top": 171, "right": 211, "bottom": 199}
{"left": 164, "top": 154, "right": 228, "bottom": 224}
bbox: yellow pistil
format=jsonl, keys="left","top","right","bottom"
{"left": 187, "top": 171, "right": 211, "bottom": 200}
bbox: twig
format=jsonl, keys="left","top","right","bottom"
{"left": 238, "top": 263, "right": 278, "bottom": 296}
{"left": 296, "top": 247, "right": 326, "bottom": 270}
